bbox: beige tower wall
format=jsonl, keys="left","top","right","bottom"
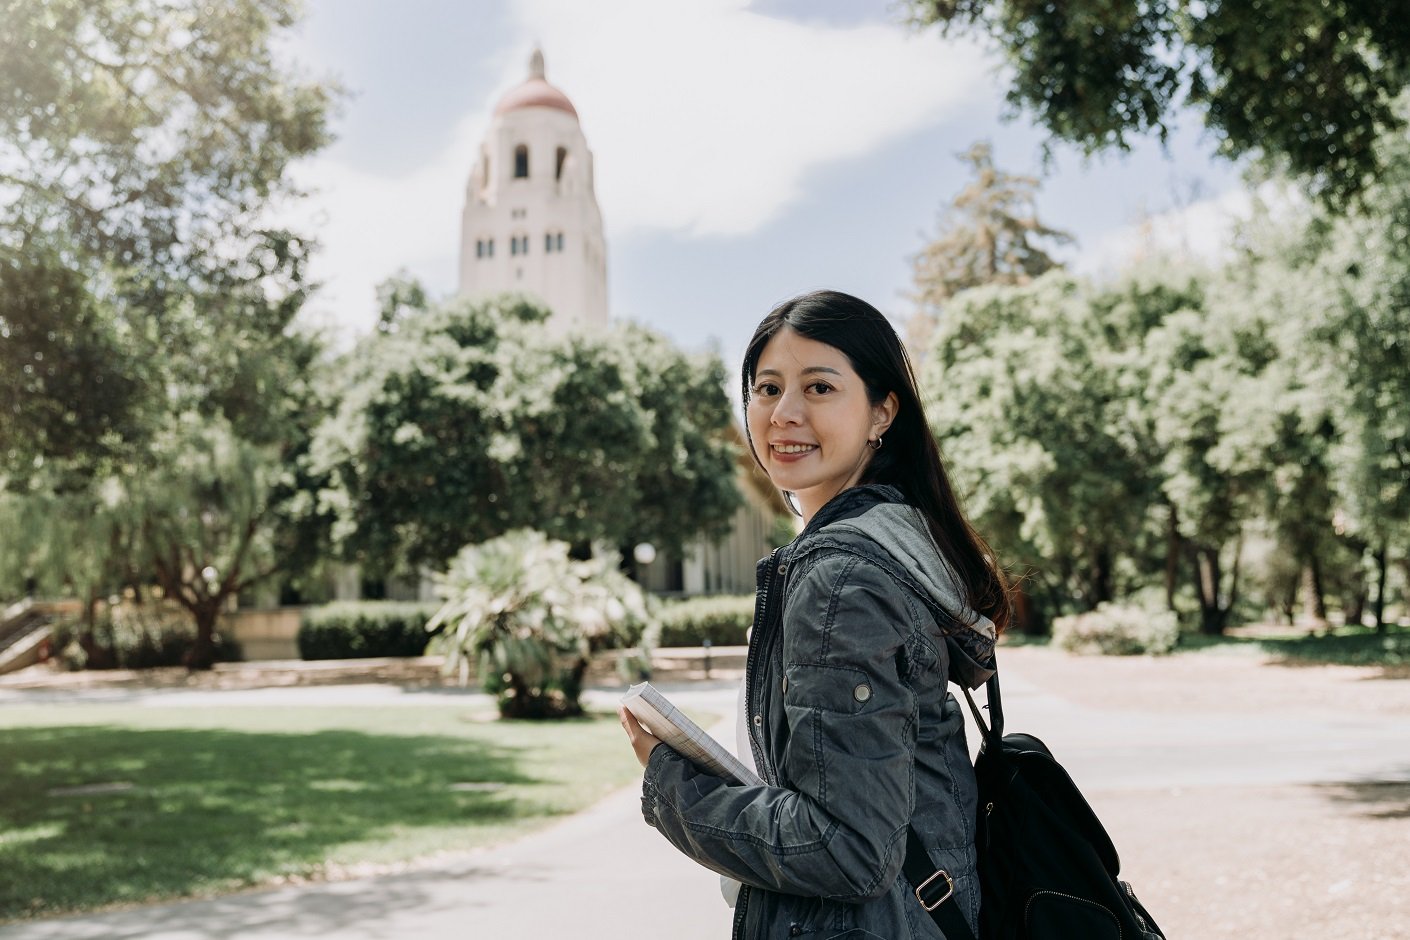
{"left": 458, "top": 106, "right": 608, "bottom": 334}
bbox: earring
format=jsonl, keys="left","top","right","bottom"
{"left": 868, "top": 436, "right": 882, "bottom": 451}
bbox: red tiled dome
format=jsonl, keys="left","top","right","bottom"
{"left": 493, "top": 78, "right": 579, "bottom": 120}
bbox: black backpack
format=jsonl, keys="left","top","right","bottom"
{"left": 904, "top": 672, "right": 1167, "bottom": 940}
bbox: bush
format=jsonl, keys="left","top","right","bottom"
{"left": 1051, "top": 602, "right": 1180, "bottom": 656}
{"left": 298, "top": 601, "right": 437, "bottom": 660}
{"left": 651, "top": 594, "right": 754, "bottom": 648}
{"left": 429, "top": 530, "right": 653, "bottom": 719}
{"left": 52, "top": 609, "right": 242, "bottom": 670}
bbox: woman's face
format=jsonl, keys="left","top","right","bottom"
{"left": 747, "top": 327, "right": 896, "bottom": 522}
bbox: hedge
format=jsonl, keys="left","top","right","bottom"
{"left": 653, "top": 594, "right": 754, "bottom": 647}
{"left": 297, "top": 601, "right": 438, "bottom": 660}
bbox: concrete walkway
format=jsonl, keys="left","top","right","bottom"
{"left": 2, "top": 648, "right": 1408, "bottom": 939}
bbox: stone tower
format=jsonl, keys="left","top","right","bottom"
{"left": 458, "top": 49, "right": 608, "bottom": 334}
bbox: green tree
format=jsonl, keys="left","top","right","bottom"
{"left": 0, "top": 0, "right": 338, "bottom": 664}
{"left": 921, "top": 272, "right": 1170, "bottom": 630}
{"left": 0, "top": 0, "right": 333, "bottom": 277}
{"left": 315, "top": 291, "right": 743, "bottom": 577}
{"left": 904, "top": 1, "right": 1410, "bottom": 201}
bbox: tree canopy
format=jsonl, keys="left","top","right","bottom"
{"left": 904, "top": 1, "right": 1410, "bottom": 201}
{"left": 0, "top": 0, "right": 339, "bottom": 665}
{"left": 314, "top": 291, "right": 744, "bottom": 578}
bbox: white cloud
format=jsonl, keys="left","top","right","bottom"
{"left": 1073, "top": 180, "right": 1305, "bottom": 277}
{"left": 512, "top": 0, "right": 989, "bottom": 238}
{"left": 287, "top": 0, "right": 989, "bottom": 336}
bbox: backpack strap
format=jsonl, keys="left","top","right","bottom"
{"left": 903, "top": 673, "right": 1001, "bottom": 940}
{"left": 961, "top": 673, "right": 1003, "bottom": 745}
{"left": 903, "top": 826, "right": 977, "bottom": 940}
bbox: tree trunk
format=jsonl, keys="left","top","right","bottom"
{"left": 1010, "top": 583, "right": 1045, "bottom": 636}
{"left": 186, "top": 604, "right": 220, "bottom": 671}
{"left": 1373, "top": 542, "right": 1389, "bottom": 634}
{"left": 1301, "top": 559, "right": 1328, "bottom": 630}
{"left": 78, "top": 587, "right": 110, "bottom": 668}
{"left": 1227, "top": 531, "right": 1243, "bottom": 625}
{"left": 1091, "top": 546, "right": 1114, "bottom": 608}
{"left": 1164, "top": 505, "right": 1180, "bottom": 612}
{"left": 1190, "top": 543, "right": 1226, "bottom": 635}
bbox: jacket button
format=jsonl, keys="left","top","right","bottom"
{"left": 789, "top": 925, "right": 802, "bottom": 937}
{"left": 853, "top": 683, "right": 872, "bottom": 703}
{"left": 753, "top": 714, "right": 763, "bottom": 727}
{"left": 777, "top": 563, "right": 788, "bottom": 576}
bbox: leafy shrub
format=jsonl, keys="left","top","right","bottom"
{"left": 651, "top": 594, "right": 754, "bottom": 648}
{"left": 1051, "top": 602, "right": 1180, "bottom": 656}
{"left": 298, "top": 601, "right": 437, "bottom": 660}
{"left": 428, "top": 529, "right": 654, "bottom": 719}
{"left": 52, "top": 609, "right": 242, "bottom": 670}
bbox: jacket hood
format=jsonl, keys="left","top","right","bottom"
{"left": 799, "top": 484, "right": 998, "bottom": 688}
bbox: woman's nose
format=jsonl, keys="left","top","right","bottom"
{"left": 771, "top": 389, "right": 804, "bottom": 426}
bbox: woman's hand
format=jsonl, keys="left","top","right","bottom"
{"left": 619, "top": 707, "right": 664, "bottom": 768}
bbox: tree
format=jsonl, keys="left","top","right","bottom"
{"left": 0, "top": 0, "right": 338, "bottom": 665}
{"left": 315, "top": 290, "right": 743, "bottom": 577}
{"left": 913, "top": 141, "right": 1073, "bottom": 307}
{"left": 2, "top": 0, "right": 335, "bottom": 473}
{"left": 921, "top": 272, "right": 1171, "bottom": 630}
{"left": 909, "top": 141, "right": 1071, "bottom": 354}
{"left": 0, "top": 0, "right": 333, "bottom": 280}
{"left": 904, "top": 1, "right": 1410, "bottom": 201}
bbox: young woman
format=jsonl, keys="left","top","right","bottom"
{"left": 620, "top": 290, "right": 1008, "bottom": 939}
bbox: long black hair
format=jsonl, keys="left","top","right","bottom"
{"left": 741, "top": 289, "right": 1010, "bottom": 634}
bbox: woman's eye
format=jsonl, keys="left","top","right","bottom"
{"left": 808, "top": 382, "right": 832, "bottom": 394}
{"left": 754, "top": 383, "right": 780, "bottom": 397}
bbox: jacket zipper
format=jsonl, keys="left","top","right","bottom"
{"left": 733, "top": 547, "right": 782, "bottom": 940}
{"left": 743, "top": 546, "right": 781, "bottom": 784}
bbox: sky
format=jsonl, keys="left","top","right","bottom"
{"left": 282, "top": 0, "right": 1252, "bottom": 365}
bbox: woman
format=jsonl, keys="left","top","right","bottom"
{"left": 620, "top": 290, "right": 1008, "bottom": 939}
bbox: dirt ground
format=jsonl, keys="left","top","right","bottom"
{"left": 1000, "top": 645, "right": 1410, "bottom": 940}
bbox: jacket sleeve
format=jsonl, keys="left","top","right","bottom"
{"left": 640, "top": 552, "right": 925, "bottom": 902}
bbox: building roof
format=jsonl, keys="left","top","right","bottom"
{"left": 493, "top": 48, "right": 579, "bottom": 121}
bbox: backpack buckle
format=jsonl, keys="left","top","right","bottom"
{"left": 914, "top": 868, "right": 954, "bottom": 912}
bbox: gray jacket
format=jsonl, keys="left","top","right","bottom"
{"left": 641, "top": 484, "right": 997, "bottom": 939}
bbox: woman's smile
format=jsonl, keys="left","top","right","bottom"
{"left": 769, "top": 441, "right": 818, "bottom": 461}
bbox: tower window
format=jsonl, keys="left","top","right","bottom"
{"left": 514, "top": 145, "right": 529, "bottom": 179}
{"left": 544, "top": 233, "right": 553, "bottom": 253}
{"left": 555, "top": 146, "right": 568, "bottom": 181}
{"left": 556, "top": 232, "right": 564, "bottom": 252}
{"left": 486, "top": 239, "right": 494, "bottom": 258}
{"left": 476, "top": 239, "right": 484, "bottom": 259}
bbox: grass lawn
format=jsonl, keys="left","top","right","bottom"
{"left": 0, "top": 700, "right": 649, "bottom": 922}
{"left": 1243, "top": 623, "right": 1410, "bottom": 669}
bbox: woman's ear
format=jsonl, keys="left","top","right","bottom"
{"left": 873, "top": 392, "right": 899, "bottom": 438}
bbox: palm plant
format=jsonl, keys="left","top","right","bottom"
{"left": 428, "top": 529, "right": 653, "bottom": 718}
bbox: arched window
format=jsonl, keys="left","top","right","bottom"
{"left": 514, "top": 145, "right": 529, "bottom": 179}
{"left": 555, "top": 146, "right": 568, "bottom": 181}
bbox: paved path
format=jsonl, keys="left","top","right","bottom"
{"left": 3, "top": 650, "right": 1407, "bottom": 939}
